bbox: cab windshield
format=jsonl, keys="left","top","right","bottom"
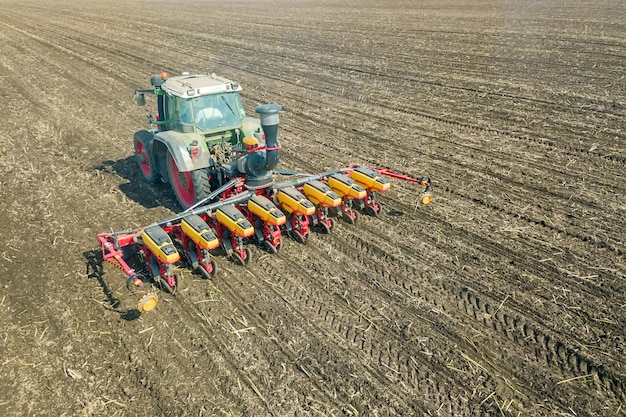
{"left": 190, "top": 92, "right": 246, "bottom": 131}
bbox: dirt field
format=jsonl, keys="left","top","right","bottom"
{"left": 0, "top": 0, "right": 624, "bottom": 415}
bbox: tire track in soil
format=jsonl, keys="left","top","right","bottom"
{"left": 334, "top": 230, "right": 547, "bottom": 406}
{"left": 0, "top": 11, "right": 450, "bottom": 413}
{"left": 281, "top": 113, "right": 626, "bottom": 344}
{"left": 212, "top": 264, "right": 383, "bottom": 414}
{"left": 212, "top": 261, "right": 434, "bottom": 415}
{"left": 339, "top": 202, "right": 626, "bottom": 403}
{"left": 160, "top": 203, "right": 522, "bottom": 413}
{"left": 273, "top": 148, "right": 625, "bottom": 408}
{"left": 374, "top": 187, "right": 626, "bottom": 342}
{"left": 158, "top": 256, "right": 425, "bottom": 414}
{"left": 138, "top": 287, "right": 275, "bottom": 416}
{"left": 151, "top": 215, "right": 508, "bottom": 415}
{"left": 226, "top": 244, "right": 493, "bottom": 415}
{"left": 168, "top": 259, "right": 423, "bottom": 415}
{"left": 326, "top": 219, "right": 626, "bottom": 408}
{"left": 292, "top": 124, "right": 619, "bottom": 376}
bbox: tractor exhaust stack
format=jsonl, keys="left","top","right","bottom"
{"left": 242, "top": 104, "right": 283, "bottom": 188}
{"left": 256, "top": 103, "right": 282, "bottom": 172}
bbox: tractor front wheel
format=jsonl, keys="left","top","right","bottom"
{"left": 167, "top": 153, "right": 211, "bottom": 210}
{"left": 134, "top": 132, "right": 160, "bottom": 183}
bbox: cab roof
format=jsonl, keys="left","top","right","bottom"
{"left": 162, "top": 73, "right": 242, "bottom": 99}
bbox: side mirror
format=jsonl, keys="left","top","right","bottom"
{"left": 135, "top": 92, "right": 146, "bottom": 107}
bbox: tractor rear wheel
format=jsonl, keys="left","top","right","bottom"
{"left": 167, "top": 153, "right": 211, "bottom": 210}
{"left": 134, "top": 132, "right": 160, "bottom": 183}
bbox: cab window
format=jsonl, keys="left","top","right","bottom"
{"left": 165, "top": 95, "right": 194, "bottom": 132}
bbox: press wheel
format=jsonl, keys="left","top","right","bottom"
{"left": 232, "top": 248, "right": 252, "bottom": 266}
{"left": 291, "top": 230, "right": 308, "bottom": 244}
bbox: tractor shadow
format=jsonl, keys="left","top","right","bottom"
{"left": 83, "top": 249, "right": 142, "bottom": 321}
{"left": 94, "top": 156, "right": 181, "bottom": 212}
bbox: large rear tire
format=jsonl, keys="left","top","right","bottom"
{"left": 134, "top": 131, "right": 160, "bottom": 183}
{"left": 167, "top": 152, "right": 211, "bottom": 210}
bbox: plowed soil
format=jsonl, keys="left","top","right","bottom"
{"left": 1, "top": 0, "right": 624, "bottom": 415}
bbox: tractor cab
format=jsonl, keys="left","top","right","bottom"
{"left": 158, "top": 73, "right": 247, "bottom": 134}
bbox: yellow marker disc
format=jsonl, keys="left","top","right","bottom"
{"left": 137, "top": 294, "right": 159, "bottom": 312}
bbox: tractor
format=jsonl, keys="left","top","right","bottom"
{"left": 97, "top": 72, "right": 432, "bottom": 312}
{"left": 132, "top": 72, "right": 272, "bottom": 209}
